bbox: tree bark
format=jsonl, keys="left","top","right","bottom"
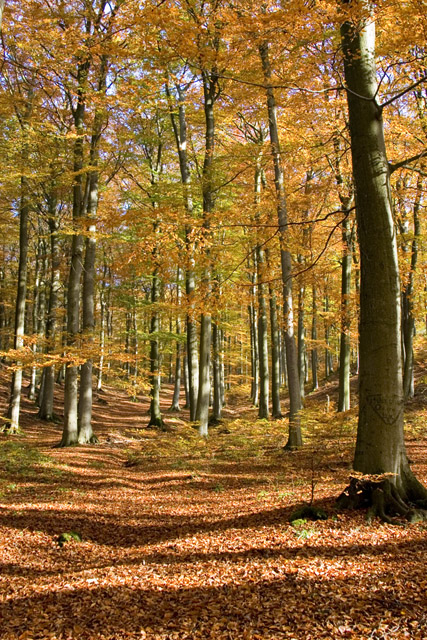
{"left": 170, "top": 268, "right": 182, "bottom": 412}
{"left": 166, "top": 80, "right": 199, "bottom": 420}
{"left": 339, "top": 1, "right": 427, "bottom": 513}
{"left": 311, "top": 284, "right": 319, "bottom": 391}
{"left": 39, "top": 193, "right": 61, "bottom": 420}
{"left": 259, "top": 41, "right": 302, "bottom": 448}
{"left": 61, "top": 60, "right": 90, "bottom": 447}
{"left": 401, "top": 174, "right": 422, "bottom": 401}
{"left": 338, "top": 214, "right": 353, "bottom": 412}
{"left": 5, "top": 82, "right": 34, "bottom": 433}
{"left": 195, "top": 67, "right": 218, "bottom": 436}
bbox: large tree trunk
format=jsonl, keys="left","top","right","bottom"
{"left": 259, "top": 42, "right": 302, "bottom": 448}
{"left": 61, "top": 61, "right": 89, "bottom": 447}
{"left": 338, "top": 2, "right": 427, "bottom": 518}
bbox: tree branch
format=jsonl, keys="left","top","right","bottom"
{"left": 389, "top": 149, "right": 427, "bottom": 174}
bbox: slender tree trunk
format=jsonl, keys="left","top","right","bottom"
{"left": 257, "top": 249, "right": 269, "bottom": 420}
{"left": 6, "top": 176, "right": 30, "bottom": 433}
{"left": 29, "top": 234, "right": 47, "bottom": 402}
{"left": 212, "top": 320, "right": 222, "bottom": 422}
{"left": 338, "top": 214, "right": 353, "bottom": 411}
{"left": 5, "top": 83, "right": 34, "bottom": 433}
{"left": 183, "top": 352, "right": 190, "bottom": 409}
{"left": 196, "top": 313, "right": 211, "bottom": 435}
{"left": 266, "top": 250, "right": 281, "bottom": 418}
{"left": 97, "top": 261, "right": 108, "bottom": 393}
{"left": 170, "top": 268, "right": 182, "bottom": 412}
{"left": 259, "top": 42, "right": 302, "bottom": 448}
{"left": 78, "top": 170, "right": 98, "bottom": 443}
{"left": 324, "top": 290, "right": 332, "bottom": 379}
{"left": 311, "top": 284, "right": 319, "bottom": 391}
{"left": 402, "top": 174, "right": 422, "bottom": 401}
{"left": 167, "top": 81, "right": 199, "bottom": 421}
{"left": 254, "top": 157, "right": 269, "bottom": 420}
{"left": 39, "top": 194, "right": 61, "bottom": 420}
{"left": 297, "top": 281, "right": 306, "bottom": 406}
{"left": 148, "top": 269, "right": 163, "bottom": 428}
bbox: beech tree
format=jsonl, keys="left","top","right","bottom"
{"left": 338, "top": 0, "right": 427, "bottom": 519}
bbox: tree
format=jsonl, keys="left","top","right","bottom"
{"left": 338, "top": 0, "right": 427, "bottom": 519}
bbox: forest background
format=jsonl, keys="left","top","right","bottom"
{"left": 1, "top": 1, "right": 427, "bottom": 637}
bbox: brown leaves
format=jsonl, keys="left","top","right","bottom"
{"left": 1, "top": 384, "right": 427, "bottom": 639}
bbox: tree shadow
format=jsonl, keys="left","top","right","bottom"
{"left": 1, "top": 565, "right": 426, "bottom": 639}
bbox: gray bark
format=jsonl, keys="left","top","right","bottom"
{"left": 170, "top": 268, "right": 182, "bottom": 412}
{"left": 149, "top": 269, "right": 163, "bottom": 428}
{"left": 29, "top": 233, "right": 47, "bottom": 401}
{"left": 212, "top": 321, "right": 222, "bottom": 422}
{"left": 311, "top": 284, "right": 319, "bottom": 391}
{"left": 297, "top": 282, "right": 306, "bottom": 406}
{"left": 266, "top": 250, "right": 281, "bottom": 418}
{"left": 61, "top": 60, "right": 89, "bottom": 447}
{"left": 5, "top": 82, "right": 34, "bottom": 433}
{"left": 195, "top": 67, "right": 219, "bottom": 436}
{"left": 259, "top": 42, "right": 302, "bottom": 448}
{"left": 166, "top": 80, "right": 199, "bottom": 421}
{"left": 341, "top": 4, "right": 427, "bottom": 503}
{"left": 401, "top": 175, "right": 422, "bottom": 401}
{"left": 39, "top": 193, "right": 61, "bottom": 420}
{"left": 338, "top": 214, "right": 353, "bottom": 412}
{"left": 257, "top": 248, "right": 269, "bottom": 420}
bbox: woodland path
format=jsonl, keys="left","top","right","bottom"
{"left": 1, "top": 373, "right": 427, "bottom": 639}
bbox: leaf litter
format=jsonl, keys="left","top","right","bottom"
{"left": 0, "top": 381, "right": 426, "bottom": 639}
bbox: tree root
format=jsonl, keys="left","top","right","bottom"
{"left": 337, "top": 476, "right": 427, "bottom": 523}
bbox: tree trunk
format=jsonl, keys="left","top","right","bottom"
{"left": 5, "top": 83, "right": 34, "bottom": 434}
{"left": 78, "top": 169, "right": 98, "bottom": 444}
{"left": 196, "top": 313, "right": 211, "bottom": 435}
{"left": 311, "top": 284, "right": 319, "bottom": 391}
{"left": 402, "top": 174, "right": 421, "bottom": 401}
{"left": 212, "top": 321, "right": 222, "bottom": 422}
{"left": 338, "top": 214, "right": 353, "bottom": 412}
{"left": 61, "top": 60, "right": 89, "bottom": 447}
{"left": 338, "top": 2, "right": 427, "bottom": 516}
{"left": 259, "top": 41, "right": 302, "bottom": 448}
{"left": 6, "top": 175, "right": 30, "bottom": 433}
{"left": 167, "top": 80, "right": 199, "bottom": 421}
{"left": 195, "top": 68, "right": 218, "bottom": 436}
{"left": 148, "top": 269, "right": 164, "bottom": 428}
{"left": 183, "top": 352, "right": 190, "bottom": 409}
{"left": 297, "top": 281, "right": 306, "bottom": 407}
{"left": 39, "top": 194, "right": 61, "bottom": 421}
{"left": 266, "top": 251, "right": 281, "bottom": 418}
{"left": 170, "top": 268, "right": 182, "bottom": 412}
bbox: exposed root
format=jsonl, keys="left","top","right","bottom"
{"left": 337, "top": 476, "right": 427, "bottom": 523}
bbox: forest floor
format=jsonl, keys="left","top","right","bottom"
{"left": 1, "top": 367, "right": 427, "bottom": 640}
